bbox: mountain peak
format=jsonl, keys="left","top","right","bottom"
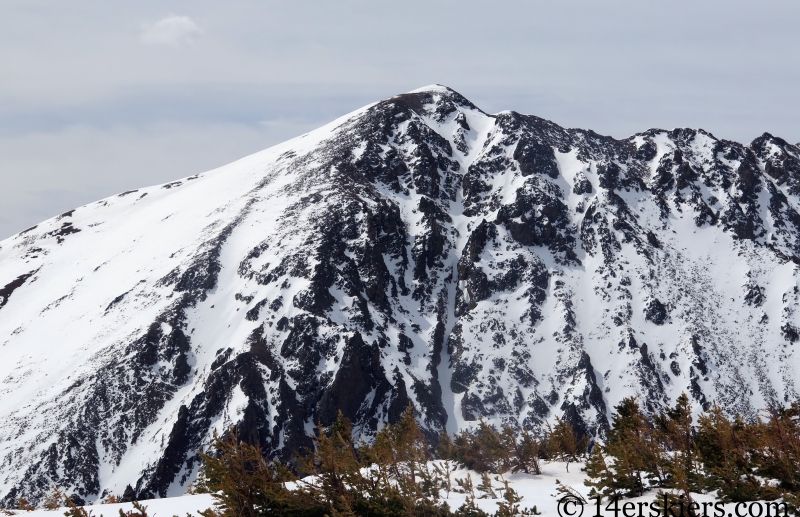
{"left": 1, "top": 88, "right": 800, "bottom": 504}
{"left": 406, "top": 83, "right": 455, "bottom": 94}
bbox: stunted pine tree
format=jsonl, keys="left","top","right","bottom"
{"left": 754, "top": 403, "right": 800, "bottom": 500}
{"left": 296, "top": 411, "right": 364, "bottom": 516}
{"left": 452, "top": 419, "right": 512, "bottom": 474}
{"left": 360, "top": 404, "right": 434, "bottom": 504}
{"left": 544, "top": 418, "right": 588, "bottom": 472}
{"left": 695, "top": 404, "right": 775, "bottom": 502}
{"left": 512, "top": 430, "right": 541, "bottom": 475}
{"left": 605, "top": 397, "right": 665, "bottom": 496}
{"left": 656, "top": 394, "right": 702, "bottom": 497}
{"left": 584, "top": 445, "right": 618, "bottom": 499}
{"left": 197, "top": 429, "right": 295, "bottom": 517}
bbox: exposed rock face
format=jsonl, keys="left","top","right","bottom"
{"left": 1, "top": 85, "right": 800, "bottom": 504}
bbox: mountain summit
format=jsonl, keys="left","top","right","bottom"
{"left": 1, "top": 85, "right": 799, "bottom": 503}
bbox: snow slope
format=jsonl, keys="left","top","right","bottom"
{"left": 1, "top": 85, "right": 799, "bottom": 505}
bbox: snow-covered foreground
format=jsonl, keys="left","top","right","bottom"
{"left": 432, "top": 461, "right": 593, "bottom": 514}
{"left": 12, "top": 463, "right": 785, "bottom": 517}
{"left": 16, "top": 494, "right": 216, "bottom": 517}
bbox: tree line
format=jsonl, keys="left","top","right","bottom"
{"left": 198, "top": 396, "right": 800, "bottom": 517}
{"left": 7, "top": 396, "right": 799, "bottom": 517}
{"left": 585, "top": 394, "right": 800, "bottom": 512}
{"left": 195, "top": 405, "right": 585, "bottom": 517}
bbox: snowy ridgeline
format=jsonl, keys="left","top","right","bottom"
{"left": 10, "top": 463, "right": 790, "bottom": 517}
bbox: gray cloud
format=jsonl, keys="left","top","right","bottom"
{"left": 1, "top": 0, "right": 799, "bottom": 239}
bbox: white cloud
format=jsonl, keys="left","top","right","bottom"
{"left": 140, "top": 15, "right": 202, "bottom": 45}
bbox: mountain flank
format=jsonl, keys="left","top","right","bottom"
{"left": 1, "top": 85, "right": 799, "bottom": 504}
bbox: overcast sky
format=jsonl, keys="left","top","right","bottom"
{"left": 1, "top": 1, "right": 799, "bottom": 240}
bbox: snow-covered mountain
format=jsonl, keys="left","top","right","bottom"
{"left": 1, "top": 85, "right": 799, "bottom": 504}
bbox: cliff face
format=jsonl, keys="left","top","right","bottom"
{"left": 1, "top": 85, "right": 799, "bottom": 503}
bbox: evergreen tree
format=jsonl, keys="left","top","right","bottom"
{"left": 476, "top": 473, "right": 497, "bottom": 499}
{"left": 583, "top": 443, "right": 619, "bottom": 499}
{"left": 436, "top": 431, "right": 455, "bottom": 460}
{"left": 584, "top": 393, "right": 800, "bottom": 510}
{"left": 197, "top": 429, "right": 295, "bottom": 517}
{"left": 755, "top": 403, "right": 800, "bottom": 494}
{"left": 452, "top": 419, "right": 511, "bottom": 474}
{"left": 656, "top": 394, "right": 702, "bottom": 496}
{"left": 453, "top": 475, "right": 490, "bottom": 517}
{"left": 609, "top": 397, "right": 666, "bottom": 495}
{"left": 495, "top": 480, "right": 522, "bottom": 517}
{"left": 297, "top": 411, "right": 364, "bottom": 516}
{"left": 545, "top": 418, "right": 588, "bottom": 472}
{"left": 695, "top": 404, "right": 776, "bottom": 502}
{"left": 584, "top": 397, "right": 656, "bottom": 497}
{"left": 512, "top": 430, "right": 541, "bottom": 475}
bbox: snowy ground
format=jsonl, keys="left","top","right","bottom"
{"left": 11, "top": 463, "right": 788, "bottom": 517}
{"left": 16, "top": 494, "right": 216, "bottom": 517}
{"left": 438, "top": 461, "right": 592, "bottom": 514}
